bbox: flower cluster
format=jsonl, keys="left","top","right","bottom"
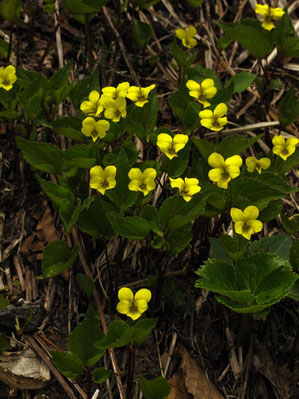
{"left": 175, "top": 26, "right": 197, "bottom": 48}
{"left": 255, "top": 4, "right": 285, "bottom": 31}
{"left": 0, "top": 65, "right": 17, "bottom": 91}
{"left": 80, "top": 83, "right": 155, "bottom": 141}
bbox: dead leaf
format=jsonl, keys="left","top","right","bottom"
{"left": 36, "top": 203, "right": 59, "bottom": 244}
{"left": 168, "top": 348, "right": 224, "bottom": 399}
{"left": 0, "top": 348, "right": 50, "bottom": 389}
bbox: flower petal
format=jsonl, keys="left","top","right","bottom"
{"left": 214, "top": 103, "right": 227, "bottom": 118}
{"left": 208, "top": 152, "right": 225, "bottom": 168}
{"left": 128, "top": 168, "right": 143, "bottom": 181}
{"left": 272, "top": 135, "right": 285, "bottom": 146}
{"left": 225, "top": 155, "right": 243, "bottom": 168}
{"left": 244, "top": 205, "right": 259, "bottom": 220}
{"left": 116, "top": 300, "right": 131, "bottom": 314}
{"left": 134, "top": 288, "right": 152, "bottom": 303}
{"left": 143, "top": 168, "right": 157, "bottom": 180}
{"left": 118, "top": 287, "right": 134, "bottom": 302}
{"left": 230, "top": 208, "right": 244, "bottom": 222}
{"left": 169, "top": 178, "right": 184, "bottom": 192}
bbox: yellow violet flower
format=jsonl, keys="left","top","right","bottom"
{"left": 272, "top": 136, "right": 299, "bottom": 161}
{"left": 186, "top": 79, "right": 217, "bottom": 108}
{"left": 246, "top": 156, "right": 271, "bottom": 174}
{"left": 255, "top": 4, "right": 285, "bottom": 31}
{"left": 208, "top": 152, "right": 242, "bottom": 189}
{"left": 89, "top": 165, "right": 116, "bottom": 195}
{"left": 126, "top": 84, "right": 156, "bottom": 107}
{"left": 199, "top": 103, "right": 227, "bottom": 131}
{"left": 128, "top": 168, "right": 156, "bottom": 196}
{"left": 101, "top": 97, "right": 127, "bottom": 122}
{"left": 169, "top": 177, "right": 201, "bottom": 202}
{"left": 117, "top": 287, "right": 151, "bottom": 320}
{"left": 81, "top": 117, "right": 110, "bottom": 142}
{"left": 230, "top": 205, "right": 263, "bottom": 240}
{"left": 175, "top": 26, "right": 197, "bottom": 48}
{"left": 101, "top": 82, "right": 130, "bottom": 100}
{"left": 156, "top": 133, "right": 189, "bottom": 160}
{"left": 80, "top": 90, "right": 103, "bottom": 116}
{"left": 0, "top": 65, "right": 17, "bottom": 91}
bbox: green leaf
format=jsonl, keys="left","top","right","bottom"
{"left": 82, "top": 0, "right": 107, "bottom": 10}
{"left": 0, "top": 0, "right": 21, "bottom": 22}
{"left": 248, "top": 235, "right": 292, "bottom": 261}
{"left": 133, "top": 318, "right": 157, "bottom": 346}
{"left": 288, "top": 279, "right": 299, "bottom": 301}
{"left": 259, "top": 200, "right": 282, "bottom": 222}
{"left": 42, "top": 240, "right": 79, "bottom": 278}
{"left": 70, "top": 69, "right": 100, "bottom": 109}
{"left": 75, "top": 273, "right": 94, "bottom": 299}
{"left": 165, "top": 223, "right": 192, "bottom": 254}
{"left": 140, "top": 376, "right": 171, "bottom": 399}
{"left": 43, "top": 117, "right": 84, "bottom": 141}
{"left": 215, "top": 134, "right": 262, "bottom": 158}
{"left": 144, "top": 91, "right": 159, "bottom": 137}
{"left": 141, "top": 205, "right": 163, "bottom": 236}
{"left": 50, "top": 60, "right": 73, "bottom": 92}
{"left": 0, "top": 38, "right": 9, "bottom": 58}
{"left": 215, "top": 19, "right": 274, "bottom": 59}
{"left": 209, "top": 237, "right": 231, "bottom": 262}
{"left": 279, "top": 148, "right": 299, "bottom": 175}
{"left": 278, "top": 87, "right": 299, "bottom": 128}
{"left": 63, "top": 0, "right": 96, "bottom": 14}
{"left": 92, "top": 368, "right": 111, "bottom": 384}
{"left": 231, "top": 172, "right": 295, "bottom": 210}
{"left": 108, "top": 215, "right": 150, "bottom": 240}
{"left": 63, "top": 144, "right": 97, "bottom": 169}
{"left": 51, "top": 351, "right": 83, "bottom": 380}
{"left": 132, "top": 18, "right": 153, "bottom": 49}
{"left": 183, "top": 101, "right": 201, "bottom": 134}
{"left": 225, "top": 72, "right": 256, "bottom": 94}
{"left": 67, "top": 306, "right": 104, "bottom": 366}
{"left": 272, "top": 13, "right": 299, "bottom": 58}
{"left": 95, "top": 320, "right": 133, "bottom": 349}
{"left": 0, "top": 295, "right": 9, "bottom": 310}
{"left": 161, "top": 143, "right": 190, "bottom": 178}
{"left": 289, "top": 239, "right": 299, "bottom": 270}
{"left": 195, "top": 254, "right": 298, "bottom": 315}
{"left": 132, "top": 0, "right": 161, "bottom": 8}
{"left": 192, "top": 137, "right": 215, "bottom": 160}
{"left": 170, "top": 39, "right": 188, "bottom": 67}
{"left": 105, "top": 149, "right": 138, "bottom": 208}
{"left": 168, "top": 194, "right": 206, "bottom": 230}
{"left": 221, "top": 234, "right": 248, "bottom": 261}
{"left": 78, "top": 195, "right": 115, "bottom": 240}
{"left": 36, "top": 176, "right": 76, "bottom": 231}
{"left": 186, "top": 0, "right": 205, "bottom": 7}
{"left": 16, "top": 137, "right": 63, "bottom": 174}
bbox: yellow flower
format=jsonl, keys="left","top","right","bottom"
{"left": 117, "top": 287, "right": 151, "bottom": 320}
{"left": 80, "top": 90, "right": 103, "bottom": 116}
{"left": 101, "top": 82, "right": 130, "bottom": 100}
{"left": 208, "top": 152, "right": 242, "bottom": 189}
{"left": 89, "top": 165, "right": 116, "bottom": 195}
{"left": 246, "top": 156, "right": 271, "bottom": 174}
{"left": 199, "top": 103, "right": 227, "bottom": 131}
{"left": 101, "top": 97, "right": 127, "bottom": 122}
{"left": 255, "top": 4, "right": 285, "bottom": 30}
{"left": 230, "top": 205, "right": 263, "bottom": 240}
{"left": 128, "top": 168, "right": 156, "bottom": 196}
{"left": 175, "top": 26, "right": 197, "bottom": 48}
{"left": 272, "top": 136, "right": 299, "bottom": 161}
{"left": 126, "top": 84, "right": 155, "bottom": 107}
{"left": 0, "top": 65, "right": 17, "bottom": 91}
{"left": 169, "top": 177, "right": 201, "bottom": 202}
{"left": 186, "top": 79, "right": 217, "bottom": 108}
{"left": 156, "top": 133, "right": 189, "bottom": 160}
{"left": 81, "top": 117, "right": 110, "bottom": 142}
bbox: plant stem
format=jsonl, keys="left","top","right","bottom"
{"left": 237, "top": 313, "right": 252, "bottom": 348}
{"left": 126, "top": 345, "right": 135, "bottom": 398}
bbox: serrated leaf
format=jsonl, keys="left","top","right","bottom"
{"left": 95, "top": 320, "right": 133, "bottom": 349}
{"left": 165, "top": 223, "right": 192, "bottom": 254}
{"left": 289, "top": 240, "right": 299, "bottom": 270}
{"left": 259, "top": 200, "right": 282, "bottom": 222}
{"left": 248, "top": 234, "right": 292, "bottom": 261}
{"left": 215, "top": 134, "right": 262, "bottom": 158}
{"left": 67, "top": 306, "right": 104, "bottom": 366}
{"left": 42, "top": 240, "right": 79, "bottom": 278}
{"left": 142, "top": 205, "right": 163, "bottom": 236}
{"left": 192, "top": 137, "right": 215, "bottom": 160}
{"left": 16, "top": 137, "right": 63, "bottom": 174}
{"left": 226, "top": 72, "right": 256, "bottom": 94}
